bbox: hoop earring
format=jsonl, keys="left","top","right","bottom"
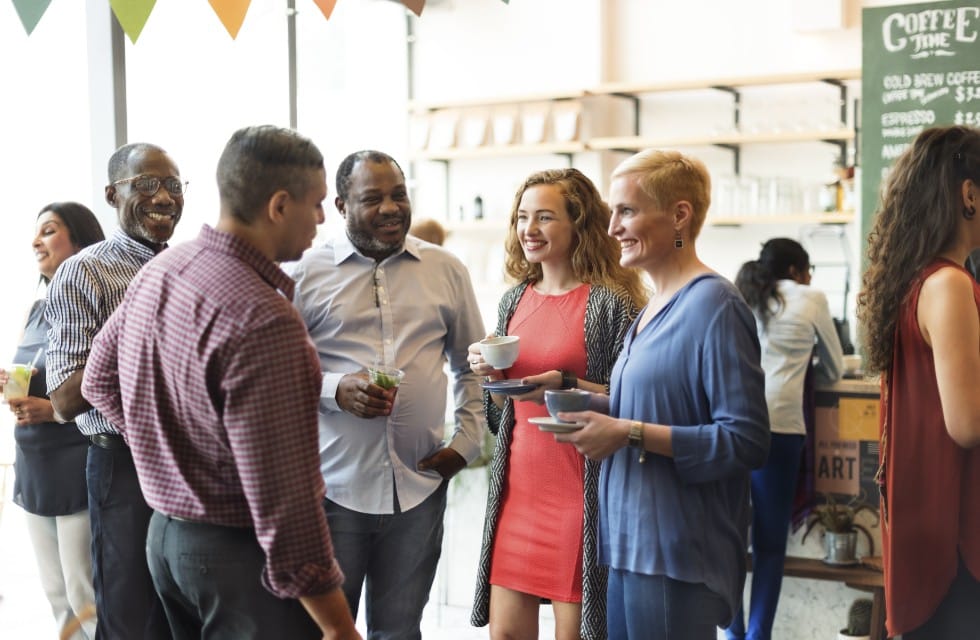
{"left": 674, "top": 230, "right": 683, "bottom": 249}
{"left": 965, "top": 204, "right": 977, "bottom": 220}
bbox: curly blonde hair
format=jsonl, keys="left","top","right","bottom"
{"left": 502, "top": 168, "right": 647, "bottom": 306}
{"left": 858, "top": 125, "right": 980, "bottom": 374}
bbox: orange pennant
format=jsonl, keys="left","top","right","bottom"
{"left": 208, "top": 0, "right": 252, "bottom": 39}
{"left": 401, "top": 0, "right": 424, "bottom": 17}
{"left": 312, "top": 0, "right": 337, "bottom": 21}
{"left": 109, "top": 0, "right": 156, "bottom": 43}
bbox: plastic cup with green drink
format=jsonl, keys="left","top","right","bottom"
{"left": 3, "top": 364, "right": 32, "bottom": 402}
{"left": 368, "top": 366, "right": 404, "bottom": 390}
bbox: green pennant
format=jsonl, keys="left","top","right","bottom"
{"left": 11, "top": 0, "right": 53, "bottom": 35}
{"left": 109, "top": 0, "right": 157, "bottom": 44}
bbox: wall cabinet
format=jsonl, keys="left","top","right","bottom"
{"left": 408, "top": 68, "right": 860, "bottom": 229}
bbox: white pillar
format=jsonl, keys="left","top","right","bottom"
{"left": 85, "top": 0, "right": 127, "bottom": 231}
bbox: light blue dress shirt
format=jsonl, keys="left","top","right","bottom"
{"left": 757, "top": 279, "right": 843, "bottom": 435}
{"left": 290, "top": 234, "right": 486, "bottom": 514}
{"left": 599, "top": 274, "right": 770, "bottom": 623}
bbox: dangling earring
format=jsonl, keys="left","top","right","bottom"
{"left": 674, "top": 229, "right": 683, "bottom": 249}
{"left": 965, "top": 203, "right": 977, "bottom": 220}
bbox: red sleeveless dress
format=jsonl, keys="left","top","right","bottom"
{"left": 489, "top": 284, "right": 589, "bottom": 601}
{"left": 882, "top": 258, "right": 980, "bottom": 636}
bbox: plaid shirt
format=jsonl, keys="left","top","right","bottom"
{"left": 46, "top": 228, "right": 158, "bottom": 436}
{"left": 83, "top": 224, "right": 342, "bottom": 598}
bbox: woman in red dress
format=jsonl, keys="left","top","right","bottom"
{"left": 469, "top": 168, "right": 646, "bottom": 639}
{"left": 858, "top": 125, "right": 980, "bottom": 639}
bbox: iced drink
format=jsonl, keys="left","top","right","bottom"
{"left": 3, "top": 364, "right": 32, "bottom": 402}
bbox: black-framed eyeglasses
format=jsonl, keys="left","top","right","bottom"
{"left": 112, "top": 175, "right": 188, "bottom": 197}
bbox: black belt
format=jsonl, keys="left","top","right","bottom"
{"left": 89, "top": 432, "right": 127, "bottom": 450}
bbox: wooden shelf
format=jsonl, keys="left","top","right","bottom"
{"left": 589, "top": 128, "right": 854, "bottom": 152}
{"left": 408, "top": 90, "right": 589, "bottom": 113}
{"left": 707, "top": 212, "right": 855, "bottom": 227}
{"left": 412, "top": 142, "right": 585, "bottom": 161}
{"left": 594, "top": 68, "right": 861, "bottom": 96}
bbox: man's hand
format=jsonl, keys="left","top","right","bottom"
{"left": 418, "top": 448, "right": 467, "bottom": 479}
{"left": 335, "top": 373, "right": 397, "bottom": 419}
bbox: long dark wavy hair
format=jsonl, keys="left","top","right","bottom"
{"left": 503, "top": 168, "right": 647, "bottom": 306}
{"left": 858, "top": 125, "right": 980, "bottom": 374}
{"left": 735, "top": 238, "right": 810, "bottom": 327}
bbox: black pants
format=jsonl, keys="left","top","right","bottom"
{"left": 904, "top": 555, "right": 980, "bottom": 640}
{"left": 87, "top": 443, "right": 169, "bottom": 639}
{"left": 146, "top": 512, "right": 321, "bottom": 640}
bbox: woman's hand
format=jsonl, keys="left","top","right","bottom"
{"left": 509, "top": 369, "right": 565, "bottom": 404}
{"left": 468, "top": 335, "right": 502, "bottom": 380}
{"left": 7, "top": 396, "right": 56, "bottom": 426}
{"left": 554, "top": 413, "right": 631, "bottom": 460}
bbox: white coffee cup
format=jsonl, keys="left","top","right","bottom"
{"left": 479, "top": 336, "right": 520, "bottom": 370}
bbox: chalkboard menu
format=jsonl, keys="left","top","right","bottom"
{"left": 861, "top": 2, "right": 980, "bottom": 244}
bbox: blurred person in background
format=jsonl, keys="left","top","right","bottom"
{"left": 468, "top": 168, "right": 646, "bottom": 639}
{"left": 409, "top": 218, "right": 448, "bottom": 246}
{"left": 858, "top": 125, "right": 980, "bottom": 640}
{"left": 555, "top": 149, "right": 770, "bottom": 640}
{"left": 1, "top": 202, "right": 103, "bottom": 639}
{"left": 727, "top": 237, "right": 843, "bottom": 640}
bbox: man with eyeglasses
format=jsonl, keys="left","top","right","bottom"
{"left": 46, "top": 142, "right": 183, "bottom": 639}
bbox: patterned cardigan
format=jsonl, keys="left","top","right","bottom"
{"left": 470, "top": 280, "right": 639, "bottom": 640}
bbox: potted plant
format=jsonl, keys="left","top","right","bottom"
{"left": 838, "top": 597, "right": 872, "bottom": 639}
{"left": 801, "top": 493, "right": 879, "bottom": 565}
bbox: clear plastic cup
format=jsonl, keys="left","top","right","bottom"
{"left": 3, "top": 364, "right": 32, "bottom": 401}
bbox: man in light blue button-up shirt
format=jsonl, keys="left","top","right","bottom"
{"left": 290, "top": 150, "right": 485, "bottom": 638}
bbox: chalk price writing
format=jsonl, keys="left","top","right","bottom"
{"left": 955, "top": 85, "right": 980, "bottom": 103}
{"left": 954, "top": 111, "right": 980, "bottom": 126}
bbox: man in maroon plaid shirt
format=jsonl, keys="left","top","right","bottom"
{"left": 83, "top": 125, "right": 361, "bottom": 640}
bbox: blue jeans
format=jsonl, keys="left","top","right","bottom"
{"left": 607, "top": 567, "right": 728, "bottom": 640}
{"left": 87, "top": 443, "right": 169, "bottom": 640}
{"left": 146, "top": 511, "right": 321, "bottom": 640}
{"left": 726, "top": 433, "right": 805, "bottom": 640}
{"left": 323, "top": 481, "right": 447, "bottom": 640}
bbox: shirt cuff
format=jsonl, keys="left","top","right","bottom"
{"left": 319, "top": 372, "right": 344, "bottom": 412}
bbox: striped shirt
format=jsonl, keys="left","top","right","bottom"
{"left": 82, "top": 224, "right": 343, "bottom": 599}
{"left": 46, "top": 228, "right": 160, "bottom": 436}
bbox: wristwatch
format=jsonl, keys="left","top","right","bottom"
{"left": 628, "top": 420, "right": 647, "bottom": 463}
{"left": 559, "top": 369, "right": 578, "bottom": 390}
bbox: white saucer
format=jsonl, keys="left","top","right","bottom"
{"left": 528, "top": 416, "right": 584, "bottom": 433}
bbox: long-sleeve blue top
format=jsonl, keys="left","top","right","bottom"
{"left": 598, "top": 274, "right": 770, "bottom": 623}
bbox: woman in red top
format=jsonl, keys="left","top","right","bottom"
{"left": 858, "top": 125, "right": 980, "bottom": 639}
{"left": 468, "top": 168, "right": 646, "bottom": 639}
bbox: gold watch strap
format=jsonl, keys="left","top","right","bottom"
{"left": 629, "top": 420, "right": 647, "bottom": 463}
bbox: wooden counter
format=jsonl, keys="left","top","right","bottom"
{"left": 749, "top": 554, "right": 888, "bottom": 639}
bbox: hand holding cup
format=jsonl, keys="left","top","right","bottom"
{"left": 479, "top": 335, "right": 520, "bottom": 370}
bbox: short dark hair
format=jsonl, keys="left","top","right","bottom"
{"left": 216, "top": 125, "right": 324, "bottom": 223}
{"left": 335, "top": 150, "right": 405, "bottom": 202}
{"left": 107, "top": 143, "right": 167, "bottom": 182}
{"left": 36, "top": 201, "right": 106, "bottom": 283}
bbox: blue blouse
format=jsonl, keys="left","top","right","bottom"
{"left": 598, "top": 274, "right": 770, "bottom": 622}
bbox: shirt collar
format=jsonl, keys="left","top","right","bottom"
{"left": 109, "top": 227, "right": 162, "bottom": 261}
{"left": 198, "top": 224, "right": 296, "bottom": 300}
{"left": 332, "top": 233, "right": 422, "bottom": 266}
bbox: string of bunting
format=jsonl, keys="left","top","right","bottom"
{"left": 10, "top": 0, "right": 504, "bottom": 42}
